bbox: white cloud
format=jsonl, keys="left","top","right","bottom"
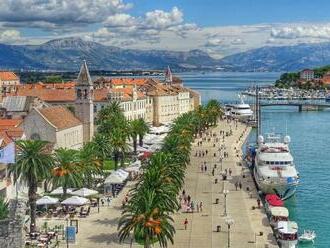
{"left": 144, "top": 7, "right": 183, "bottom": 29}
{"left": 104, "top": 13, "right": 137, "bottom": 27}
{"left": 0, "top": 29, "right": 23, "bottom": 43}
{"left": 231, "top": 38, "right": 245, "bottom": 45}
{"left": 0, "top": 0, "right": 132, "bottom": 28}
{"left": 271, "top": 25, "right": 330, "bottom": 39}
{"left": 205, "top": 38, "right": 224, "bottom": 47}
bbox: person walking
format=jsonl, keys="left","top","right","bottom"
{"left": 184, "top": 218, "right": 188, "bottom": 230}
{"left": 235, "top": 181, "right": 238, "bottom": 191}
{"left": 239, "top": 181, "right": 242, "bottom": 190}
{"left": 191, "top": 201, "right": 195, "bottom": 213}
{"left": 199, "top": 201, "right": 203, "bottom": 212}
{"left": 229, "top": 168, "right": 232, "bottom": 177}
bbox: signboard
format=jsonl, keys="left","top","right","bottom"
{"left": 66, "top": 226, "right": 76, "bottom": 243}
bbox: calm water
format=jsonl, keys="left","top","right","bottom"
{"left": 181, "top": 72, "right": 329, "bottom": 248}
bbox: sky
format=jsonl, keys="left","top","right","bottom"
{"left": 2, "top": 0, "right": 330, "bottom": 58}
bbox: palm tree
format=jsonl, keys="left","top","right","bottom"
{"left": 89, "top": 133, "right": 113, "bottom": 164}
{"left": 8, "top": 140, "right": 53, "bottom": 232}
{"left": 96, "top": 101, "right": 122, "bottom": 126}
{"left": 110, "top": 128, "right": 129, "bottom": 169}
{"left": 52, "top": 148, "right": 82, "bottom": 196}
{"left": 129, "top": 119, "right": 140, "bottom": 154}
{"left": 136, "top": 118, "right": 149, "bottom": 147}
{"left": 118, "top": 188, "right": 175, "bottom": 248}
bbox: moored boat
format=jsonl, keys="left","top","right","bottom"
{"left": 276, "top": 221, "right": 298, "bottom": 248}
{"left": 254, "top": 134, "right": 299, "bottom": 200}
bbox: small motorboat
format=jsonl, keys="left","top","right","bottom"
{"left": 298, "top": 230, "right": 316, "bottom": 243}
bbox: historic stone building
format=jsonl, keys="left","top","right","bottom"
{"left": 75, "top": 61, "right": 94, "bottom": 143}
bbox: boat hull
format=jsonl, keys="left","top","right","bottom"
{"left": 278, "top": 239, "right": 298, "bottom": 248}
{"left": 254, "top": 168, "right": 298, "bottom": 200}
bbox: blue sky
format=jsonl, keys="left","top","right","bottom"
{"left": 129, "top": 0, "right": 330, "bottom": 26}
{"left": 1, "top": 0, "right": 330, "bottom": 58}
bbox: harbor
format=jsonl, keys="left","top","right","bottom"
{"left": 184, "top": 71, "right": 327, "bottom": 247}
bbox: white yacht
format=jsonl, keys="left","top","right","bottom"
{"left": 225, "top": 95, "right": 253, "bottom": 120}
{"left": 276, "top": 221, "right": 298, "bottom": 248}
{"left": 254, "top": 134, "right": 299, "bottom": 200}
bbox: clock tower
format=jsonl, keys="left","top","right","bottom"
{"left": 75, "top": 60, "right": 94, "bottom": 142}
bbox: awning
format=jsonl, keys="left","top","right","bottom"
{"left": 265, "top": 194, "right": 283, "bottom": 207}
{"left": 270, "top": 207, "right": 289, "bottom": 218}
{"left": 49, "top": 187, "right": 74, "bottom": 195}
{"left": 277, "top": 221, "right": 298, "bottom": 234}
{"left": 71, "top": 188, "right": 98, "bottom": 197}
{"left": 61, "top": 196, "right": 90, "bottom": 206}
{"left": 36, "top": 196, "right": 59, "bottom": 205}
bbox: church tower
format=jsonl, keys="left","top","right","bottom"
{"left": 164, "top": 66, "right": 173, "bottom": 84}
{"left": 75, "top": 60, "right": 94, "bottom": 142}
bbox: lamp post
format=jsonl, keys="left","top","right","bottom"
{"left": 223, "top": 189, "right": 229, "bottom": 216}
{"left": 225, "top": 217, "right": 234, "bottom": 248}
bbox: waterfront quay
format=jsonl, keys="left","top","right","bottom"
{"left": 168, "top": 119, "right": 278, "bottom": 248}
{"left": 51, "top": 119, "right": 277, "bottom": 248}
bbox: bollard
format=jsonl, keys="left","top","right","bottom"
{"left": 216, "top": 198, "right": 219, "bottom": 204}
{"left": 215, "top": 178, "right": 218, "bottom": 184}
{"left": 216, "top": 225, "right": 221, "bottom": 232}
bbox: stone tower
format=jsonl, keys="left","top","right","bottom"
{"left": 165, "top": 66, "right": 173, "bottom": 84}
{"left": 75, "top": 60, "right": 94, "bottom": 142}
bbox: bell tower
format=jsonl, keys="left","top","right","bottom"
{"left": 75, "top": 60, "right": 94, "bottom": 142}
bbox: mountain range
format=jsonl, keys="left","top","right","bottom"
{"left": 2, "top": 38, "right": 330, "bottom": 72}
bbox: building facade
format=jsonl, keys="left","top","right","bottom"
{"left": 22, "top": 106, "right": 83, "bottom": 150}
{"left": 300, "top": 69, "right": 315, "bottom": 81}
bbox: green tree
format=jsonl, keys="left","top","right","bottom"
{"left": 9, "top": 140, "right": 54, "bottom": 232}
{"left": 52, "top": 148, "right": 82, "bottom": 196}
{"left": 0, "top": 198, "right": 9, "bottom": 220}
{"left": 136, "top": 118, "right": 150, "bottom": 147}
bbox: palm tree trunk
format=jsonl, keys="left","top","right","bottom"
{"left": 139, "top": 135, "right": 144, "bottom": 147}
{"left": 120, "top": 152, "right": 125, "bottom": 166}
{"left": 29, "top": 181, "right": 38, "bottom": 232}
{"left": 114, "top": 152, "right": 119, "bottom": 170}
{"left": 133, "top": 138, "right": 137, "bottom": 154}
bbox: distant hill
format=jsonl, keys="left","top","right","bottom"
{"left": 0, "top": 37, "right": 220, "bottom": 71}
{"left": 4, "top": 38, "right": 330, "bottom": 72}
{"left": 219, "top": 42, "right": 330, "bottom": 72}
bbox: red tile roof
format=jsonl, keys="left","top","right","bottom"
{"left": 0, "top": 71, "right": 19, "bottom": 81}
{"left": 110, "top": 78, "right": 149, "bottom": 86}
{"left": 38, "top": 106, "right": 82, "bottom": 130}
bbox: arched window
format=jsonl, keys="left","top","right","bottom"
{"left": 31, "top": 133, "right": 41, "bottom": 140}
{"left": 84, "top": 89, "right": 88, "bottom": 99}
{"left": 77, "top": 89, "right": 82, "bottom": 99}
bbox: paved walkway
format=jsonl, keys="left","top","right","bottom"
{"left": 168, "top": 119, "right": 278, "bottom": 248}
{"left": 51, "top": 119, "right": 277, "bottom": 248}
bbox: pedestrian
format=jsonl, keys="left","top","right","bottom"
{"left": 101, "top": 199, "right": 105, "bottom": 207}
{"left": 257, "top": 199, "right": 261, "bottom": 208}
{"left": 205, "top": 150, "right": 208, "bottom": 155}
{"left": 184, "top": 218, "right": 188, "bottom": 230}
{"left": 229, "top": 168, "right": 232, "bottom": 177}
{"left": 201, "top": 164, "right": 204, "bottom": 172}
{"left": 235, "top": 181, "right": 238, "bottom": 191}
{"left": 107, "top": 197, "right": 111, "bottom": 206}
{"left": 199, "top": 201, "right": 203, "bottom": 212}
{"left": 187, "top": 195, "right": 191, "bottom": 203}
{"left": 214, "top": 153, "right": 216, "bottom": 157}
{"left": 204, "top": 165, "right": 207, "bottom": 172}
{"left": 182, "top": 189, "right": 186, "bottom": 197}
{"left": 239, "top": 181, "right": 242, "bottom": 190}
{"left": 212, "top": 168, "right": 215, "bottom": 176}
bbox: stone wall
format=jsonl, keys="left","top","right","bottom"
{"left": 0, "top": 199, "right": 26, "bottom": 248}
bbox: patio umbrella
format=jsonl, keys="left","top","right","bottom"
{"left": 61, "top": 196, "right": 90, "bottom": 206}
{"left": 36, "top": 196, "right": 59, "bottom": 205}
{"left": 49, "top": 187, "right": 74, "bottom": 195}
{"left": 71, "top": 188, "right": 98, "bottom": 197}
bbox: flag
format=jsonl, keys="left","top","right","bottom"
{"left": 0, "top": 142, "right": 15, "bottom": 164}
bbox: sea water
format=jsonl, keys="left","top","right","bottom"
{"left": 181, "top": 71, "right": 328, "bottom": 248}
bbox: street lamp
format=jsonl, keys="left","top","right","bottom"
{"left": 223, "top": 189, "right": 229, "bottom": 216}
{"left": 225, "top": 217, "right": 234, "bottom": 248}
